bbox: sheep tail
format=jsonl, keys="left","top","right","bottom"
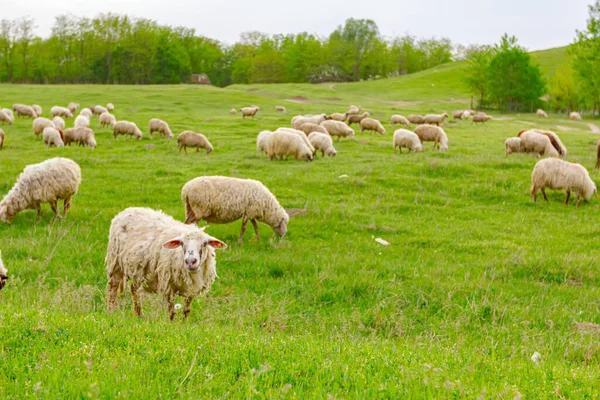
{"left": 517, "top": 130, "right": 527, "bottom": 137}
{"left": 184, "top": 196, "right": 196, "bottom": 224}
{"left": 547, "top": 136, "right": 561, "bottom": 155}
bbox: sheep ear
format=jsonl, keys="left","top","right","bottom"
{"left": 163, "top": 237, "right": 183, "bottom": 249}
{"left": 205, "top": 237, "right": 227, "bottom": 249}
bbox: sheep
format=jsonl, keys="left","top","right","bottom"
{"left": 0, "top": 251, "right": 7, "bottom": 290}
{"left": 505, "top": 137, "right": 521, "bottom": 155}
{"left": 530, "top": 158, "right": 597, "bottom": 206}
{"left": 267, "top": 130, "right": 313, "bottom": 161}
{"left": 298, "top": 122, "right": 328, "bottom": 136}
{"left": 472, "top": 113, "right": 492, "bottom": 124}
{"left": 391, "top": 115, "right": 410, "bottom": 127}
{"left": 524, "top": 129, "right": 567, "bottom": 158}
{"left": 106, "top": 103, "right": 115, "bottom": 113}
{"left": 177, "top": 131, "right": 213, "bottom": 154}
{"left": 414, "top": 125, "right": 449, "bottom": 152}
{"left": 241, "top": 107, "right": 259, "bottom": 118}
{"left": 1, "top": 108, "right": 14, "bottom": 120}
{"left": 182, "top": 176, "right": 289, "bottom": 243}
{"left": 452, "top": 110, "right": 464, "bottom": 120}
{"left": 93, "top": 105, "right": 108, "bottom": 116}
{"left": 346, "top": 112, "right": 370, "bottom": 125}
{"left": 51, "top": 106, "right": 72, "bottom": 119}
{"left": 15, "top": 105, "right": 37, "bottom": 118}
{"left": 52, "top": 116, "right": 65, "bottom": 131}
{"left": 99, "top": 112, "right": 116, "bottom": 128}
{"left": 274, "top": 128, "right": 315, "bottom": 153}
{"left": 308, "top": 132, "right": 337, "bottom": 158}
{"left": 43, "top": 127, "right": 65, "bottom": 148}
{"left": 149, "top": 118, "right": 174, "bottom": 139}
{"left": 292, "top": 114, "right": 327, "bottom": 129}
{"left": 68, "top": 102, "right": 80, "bottom": 113}
{"left": 230, "top": 108, "right": 237, "bottom": 115}
{"left": 0, "top": 157, "right": 81, "bottom": 223}
{"left": 517, "top": 130, "right": 559, "bottom": 158}
{"left": 407, "top": 115, "right": 425, "bottom": 125}
{"left": 360, "top": 118, "right": 386, "bottom": 135}
{"left": 0, "top": 129, "right": 4, "bottom": 150}
{"left": 79, "top": 108, "right": 92, "bottom": 118}
{"left": 536, "top": 109, "right": 548, "bottom": 118}
{"left": 114, "top": 121, "right": 142, "bottom": 140}
{"left": 256, "top": 130, "right": 273, "bottom": 154}
{"left": 89, "top": 106, "right": 96, "bottom": 114}
{"left": 74, "top": 115, "right": 90, "bottom": 129}
{"left": 32, "top": 117, "right": 55, "bottom": 136}
{"left": 32, "top": 104, "right": 42, "bottom": 116}
{"left": 320, "top": 120, "right": 355, "bottom": 140}
{"left": 570, "top": 112, "right": 582, "bottom": 121}
{"left": 106, "top": 207, "right": 227, "bottom": 320}
{"left": 328, "top": 113, "right": 347, "bottom": 121}
{"left": 462, "top": 111, "right": 472, "bottom": 120}
{"left": 466, "top": 109, "right": 476, "bottom": 116}
{"left": 424, "top": 113, "right": 449, "bottom": 126}
{"left": 0, "top": 110, "right": 13, "bottom": 125}
{"left": 347, "top": 105, "right": 360, "bottom": 115}
{"left": 393, "top": 129, "right": 423, "bottom": 153}
{"left": 275, "top": 106, "right": 286, "bottom": 112}
{"left": 63, "top": 127, "right": 96, "bottom": 148}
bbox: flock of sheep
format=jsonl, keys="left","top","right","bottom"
{"left": 0, "top": 99, "right": 598, "bottom": 319}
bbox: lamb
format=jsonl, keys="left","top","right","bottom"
{"left": 182, "top": 176, "right": 289, "bottom": 243}
{"left": 391, "top": 115, "right": 410, "bottom": 126}
{"left": 0, "top": 157, "right": 81, "bottom": 223}
{"left": 52, "top": 116, "right": 65, "bottom": 131}
{"left": 274, "top": 128, "right": 315, "bottom": 153}
{"left": 32, "top": 105, "right": 42, "bottom": 117}
{"left": 0, "top": 110, "right": 13, "bottom": 125}
{"left": 328, "top": 113, "right": 347, "bottom": 121}
{"left": 149, "top": 118, "right": 174, "bottom": 139}
{"left": 79, "top": 108, "right": 92, "bottom": 118}
{"left": 291, "top": 114, "right": 327, "bottom": 129}
{"left": 99, "top": 112, "right": 116, "bottom": 128}
{"left": 569, "top": 112, "right": 582, "bottom": 121}
{"left": 452, "top": 110, "right": 464, "bottom": 120}
{"left": 530, "top": 158, "right": 597, "bottom": 206}
{"left": 256, "top": 130, "right": 273, "bottom": 154}
{"left": 504, "top": 137, "right": 521, "bottom": 155}
{"left": 15, "top": 105, "right": 37, "bottom": 118}
{"left": 517, "top": 130, "right": 559, "bottom": 158}
{"left": 0, "top": 129, "right": 4, "bottom": 150}
{"left": 414, "top": 125, "right": 449, "bottom": 152}
{"left": 32, "top": 117, "right": 55, "bottom": 136}
{"left": 43, "top": 127, "right": 64, "bottom": 148}
{"left": 51, "top": 106, "right": 72, "bottom": 118}
{"left": 347, "top": 105, "right": 360, "bottom": 115}
{"left": 267, "top": 130, "right": 313, "bottom": 161}
{"left": 308, "top": 132, "right": 337, "bottom": 158}
{"left": 524, "top": 129, "right": 567, "bottom": 157}
{"left": 114, "top": 121, "right": 142, "bottom": 140}
{"left": 360, "top": 118, "right": 386, "bottom": 135}
{"left": 106, "top": 207, "right": 227, "bottom": 320}
{"left": 407, "top": 115, "right": 425, "bottom": 125}
{"left": 472, "top": 113, "right": 492, "bottom": 124}
{"left": 93, "top": 105, "right": 108, "bottom": 116}
{"left": 393, "top": 129, "right": 423, "bottom": 153}
{"left": 177, "top": 131, "right": 213, "bottom": 154}
{"left": 241, "top": 107, "right": 260, "bottom": 118}
{"left": 424, "top": 113, "right": 449, "bottom": 126}
{"left": 68, "top": 102, "right": 80, "bottom": 113}
{"left": 0, "top": 251, "right": 7, "bottom": 290}
{"left": 275, "top": 106, "right": 286, "bottom": 112}
{"left": 74, "top": 115, "right": 90, "bottom": 129}
{"left": 106, "top": 103, "right": 115, "bottom": 112}
{"left": 230, "top": 108, "right": 237, "bottom": 114}
{"left": 298, "top": 122, "right": 328, "bottom": 136}
{"left": 346, "top": 112, "right": 370, "bottom": 125}
{"left": 320, "top": 120, "right": 355, "bottom": 140}
{"left": 63, "top": 127, "right": 96, "bottom": 148}
{"left": 536, "top": 109, "right": 548, "bottom": 118}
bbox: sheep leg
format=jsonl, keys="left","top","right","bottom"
{"left": 64, "top": 196, "right": 72, "bottom": 214}
{"left": 167, "top": 293, "right": 176, "bottom": 321}
{"left": 565, "top": 190, "right": 571, "bottom": 205}
{"left": 251, "top": 219, "right": 260, "bottom": 241}
{"left": 238, "top": 218, "right": 248, "bottom": 244}
{"left": 50, "top": 201, "right": 62, "bottom": 219}
{"left": 107, "top": 273, "right": 123, "bottom": 314}
{"left": 184, "top": 147, "right": 188, "bottom": 154}
{"left": 183, "top": 297, "right": 193, "bottom": 319}
{"left": 541, "top": 189, "right": 548, "bottom": 202}
{"left": 130, "top": 282, "right": 142, "bottom": 317}
{"left": 35, "top": 204, "right": 42, "bottom": 223}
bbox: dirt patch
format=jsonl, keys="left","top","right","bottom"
{"left": 357, "top": 141, "right": 369, "bottom": 145}
{"left": 556, "top": 125, "right": 578, "bottom": 132}
{"left": 588, "top": 123, "right": 600, "bottom": 133}
{"left": 286, "top": 208, "right": 307, "bottom": 217}
{"left": 325, "top": 97, "right": 342, "bottom": 101}
{"left": 576, "top": 322, "right": 600, "bottom": 335}
{"left": 493, "top": 117, "right": 514, "bottom": 121}
{"left": 515, "top": 120, "right": 536, "bottom": 126}
{"left": 287, "top": 96, "right": 312, "bottom": 103}
{"left": 144, "top": 144, "right": 156, "bottom": 149}
{"left": 247, "top": 88, "right": 260, "bottom": 93}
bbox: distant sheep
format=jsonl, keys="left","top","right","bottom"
{"left": 569, "top": 112, "right": 582, "bottom": 121}
{"left": 505, "top": 137, "right": 521, "bottom": 155}
{"left": 298, "top": 122, "right": 328, "bottom": 136}
{"left": 33, "top": 117, "right": 55, "bottom": 136}
{"left": 15, "top": 105, "right": 37, "bottom": 118}
{"left": 424, "top": 113, "right": 449, "bottom": 126}
{"left": 308, "top": 132, "right": 337, "bottom": 158}
{"left": 517, "top": 130, "right": 559, "bottom": 158}
{"left": 292, "top": 114, "right": 327, "bottom": 129}
{"left": 1, "top": 108, "right": 14, "bottom": 120}
{"left": 74, "top": 115, "right": 90, "bottom": 129}
{"left": 393, "top": 129, "right": 423, "bottom": 153}
{"left": 0, "top": 157, "right": 81, "bottom": 223}
{"left": 114, "top": 121, "right": 142, "bottom": 140}
{"left": 360, "top": 118, "right": 386, "bottom": 135}
{"left": 526, "top": 129, "right": 567, "bottom": 158}
{"left": 0, "top": 129, "right": 4, "bottom": 150}
{"left": 320, "top": 120, "right": 355, "bottom": 140}
{"left": 452, "top": 110, "right": 464, "bottom": 120}
{"left": 241, "top": 107, "right": 259, "bottom": 118}
{"left": 43, "top": 127, "right": 65, "bottom": 148}
{"left": 177, "top": 131, "right": 213, "bottom": 154}
{"left": 391, "top": 115, "right": 410, "bottom": 127}
{"left": 230, "top": 108, "right": 237, "bottom": 114}
{"left": 52, "top": 116, "right": 65, "bottom": 131}
{"left": 328, "top": 113, "right": 347, "bottom": 121}
{"left": 536, "top": 109, "right": 548, "bottom": 118}
{"left": 79, "top": 108, "right": 92, "bottom": 119}
{"left": 472, "top": 113, "right": 492, "bottom": 124}
{"left": 182, "top": 176, "right": 289, "bottom": 243}
{"left": 149, "top": 118, "right": 174, "bottom": 139}
{"left": 106, "top": 207, "right": 227, "bottom": 320}
{"left": 461, "top": 111, "right": 472, "bottom": 120}
{"left": 99, "top": 112, "right": 116, "bottom": 128}
{"left": 68, "top": 103, "right": 80, "bottom": 113}
{"left": 275, "top": 128, "right": 315, "bottom": 153}
{"left": 414, "top": 125, "right": 449, "bottom": 152}
{"left": 530, "top": 158, "right": 597, "bottom": 206}
{"left": 0, "top": 110, "right": 13, "bottom": 125}
{"left": 347, "top": 105, "right": 360, "bottom": 115}
{"left": 275, "top": 106, "right": 286, "bottom": 112}
{"left": 93, "top": 105, "right": 108, "bottom": 116}
{"left": 32, "top": 105, "right": 42, "bottom": 117}
{"left": 267, "top": 130, "right": 313, "bottom": 161}
{"left": 256, "top": 130, "right": 273, "bottom": 154}
{"left": 106, "top": 103, "right": 115, "bottom": 113}
{"left": 0, "top": 251, "right": 7, "bottom": 290}
{"left": 346, "top": 112, "right": 370, "bottom": 125}
{"left": 64, "top": 127, "right": 96, "bottom": 149}
{"left": 407, "top": 115, "right": 425, "bottom": 125}
{"left": 51, "top": 106, "right": 72, "bottom": 119}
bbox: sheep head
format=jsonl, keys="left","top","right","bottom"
{"left": 273, "top": 218, "right": 288, "bottom": 238}
{"left": 163, "top": 231, "right": 227, "bottom": 273}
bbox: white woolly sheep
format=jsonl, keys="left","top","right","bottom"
{"left": 522, "top": 129, "right": 567, "bottom": 158}
{"left": 274, "top": 128, "right": 315, "bottom": 153}
{"left": 182, "top": 176, "right": 289, "bottom": 243}
{"left": 424, "top": 113, "right": 449, "bottom": 126}
{"left": 1, "top": 108, "right": 14, "bottom": 120}
{"left": 51, "top": 106, "right": 72, "bottom": 118}
{"left": 267, "top": 130, "right": 313, "bottom": 161}
{"left": 80, "top": 108, "right": 92, "bottom": 118}
{"left": 407, "top": 115, "right": 425, "bottom": 125}
{"left": 505, "top": 137, "right": 521, "bottom": 155}
{"left": 298, "top": 122, "right": 328, "bottom": 136}
{"left": 308, "top": 132, "right": 337, "bottom": 158}
{"left": 346, "top": 112, "right": 370, "bottom": 125}
{"left": 106, "top": 207, "right": 227, "bottom": 320}
{"left": 391, "top": 115, "right": 410, "bottom": 126}
{"left": 536, "top": 109, "right": 548, "bottom": 118}
{"left": 329, "top": 113, "right": 347, "bottom": 121}
{"left": 93, "top": 105, "right": 108, "bottom": 116}
{"left": 74, "top": 115, "right": 90, "bottom": 129}
{"left": 149, "top": 118, "right": 174, "bottom": 139}
{"left": 0, "top": 129, "right": 4, "bottom": 150}
{"left": 43, "top": 127, "right": 65, "bottom": 148}
{"left": 106, "top": 103, "right": 115, "bottom": 112}
{"left": 320, "top": 120, "right": 355, "bottom": 140}
{"left": 393, "top": 129, "right": 423, "bottom": 153}
{"left": 99, "top": 112, "right": 116, "bottom": 128}
{"left": 241, "top": 107, "right": 259, "bottom": 118}
{"left": 0, "top": 157, "right": 81, "bottom": 223}
{"left": 256, "top": 130, "right": 273, "bottom": 154}
{"left": 63, "top": 127, "right": 96, "bottom": 149}
{"left": 0, "top": 251, "right": 7, "bottom": 290}
{"left": 517, "top": 130, "right": 559, "bottom": 158}
{"left": 347, "top": 105, "right": 360, "bottom": 115}
{"left": 33, "top": 117, "right": 55, "bottom": 136}
{"left": 569, "top": 112, "right": 582, "bottom": 121}
{"left": 177, "top": 131, "right": 213, "bottom": 154}
{"left": 52, "top": 116, "right": 65, "bottom": 131}
{"left": 291, "top": 114, "right": 327, "bottom": 129}
{"left": 452, "top": 110, "right": 464, "bottom": 120}
{"left": 466, "top": 109, "right": 476, "bottom": 116}
{"left": 0, "top": 110, "right": 13, "bottom": 125}
{"left": 32, "top": 105, "right": 42, "bottom": 117}
{"left": 414, "top": 125, "right": 449, "bottom": 152}
{"left": 360, "top": 118, "right": 386, "bottom": 135}
{"left": 530, "top": 158, "right": 597, "bottom": 206}
{"left": 462, "top": 111, "right": 472, "bottom": 120}
{"left": 472, "top": 113, "right": 492, "bottom": 124}
{"left": 114, "top": 121, "right": 142, "bottom": 140}
{"left": 15, "top": 105, "right": 37, "bottom": 118}
{"left": 230, "top": 108, "right": 237, "bottom": 115}
{"left": 68, "top": 102, "right": 80, "bottom": 113}
{"left": 275, "top": 106, "right": 286, "bottom": 112}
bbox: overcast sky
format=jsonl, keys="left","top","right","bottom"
{"left": 2, "top": 0, "right": 591, "bottom": 50}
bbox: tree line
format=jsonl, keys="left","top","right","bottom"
{"left": 0, "top": 14, "right": 454, "bottom": 87}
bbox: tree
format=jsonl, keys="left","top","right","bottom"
{"left": 330, "top": 18, "right": 380, "bottom": 81}
{"left": 465, "top": 46, "right": 493, "bottom": 109}
{"left": 549, "top": 64, "right": 578, "bottom": 113}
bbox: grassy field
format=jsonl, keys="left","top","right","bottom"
{"left": 2, "top": 66, "right": 600, "bottom": 398}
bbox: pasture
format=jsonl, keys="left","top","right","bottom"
{"left": 1, "top": 80, "right": 600, "bottom": 398}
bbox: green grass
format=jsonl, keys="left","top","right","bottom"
{"left": 2, "top": 80, "right": 600, "bottom": 398}
{"left": 531, "top": 46, "right": 571, "bottom": 79}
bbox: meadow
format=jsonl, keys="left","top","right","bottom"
{"left": 2, "top": 58, "right": 600, "bottom": 397}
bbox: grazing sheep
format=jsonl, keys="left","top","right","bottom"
{"left": 74, "top": 115, "right": 90, "bottom": 129}
{"left": 51, "top": 106, "right": 72, "bottom": 118}
{"left": 241, "top": 107, "right": 259, "bottom": 118}
{"left": 328, "top": 113, "right": 348, "bottom": 121}
{"left": 298, "top": 122, "right": 328, "bottom": 136}
{"left": 106, "top": 103, "right": 115, "bottom": 113}
{"left": 256, "top": 130, "right": 273, "bottom": 154}
{"left": 407, "top": 115, "right": 425, "bottom": 125}
{"left": 308, "top": 132, "right": 337, "bottom": 158}
{"left": 148, "top": 118, "right": 173, "bottom": 139}
{"left": 466, "top": 109, "right": 476, "bottom": 116}
{"left": 393, "top": 129, "right": 423, "bottom": 153}
{"left": 414, "top": 125, "right": 449, "bottom": 152}
{"left": 525, "top": 129, "right": 567, "bottom": 158}
{"left": 15, "top": 105, "right": 37, "bottom": 118}
{"left": 182, "top": 176, "right": 289, "bottom": 243}
{"left": 52, "top": 116, "right": 65, "bottom": 131}
{"left": 320, "top": 120, "right": 355, "bottom": 140}
{"left": 106, "top": 207, "right": 227, "bottom": 320}
{"left": 291, "top": 114, "right": 327, "bottom": 129}
{"left": 346, "top": 112, "right": 370, "bottom": 125}
{"left": 360, "top": 118, "right": 386, "bottom": 135}
{"left": 267, "top": 130, "right": 313, "bottom": 161}
{"left": 424, "top": 113, "right": 449, "bottom": 126}
{"left": 347, "top": 105, "right": 360, "bottom": 115}
{"left": 32, "top": 105, "right": 42, "bottom": 117}
{"left": 43, "top": 127, "right": 64, "bottom": 148}
{"left": 68, "top": 102, "right": 80, "bottom": 113}
{"left": 461, "top": 111, "right": 472, "bottom": 120}
{"left": 79, "top": 108, "right": 92, "bottom": 118}
{"left": 230, "top": 108, "right": 237, "bottom": 115}
{"left": 530, "top": 158, "right": 597, "bottom": 206}
{"left": 0, "top": 157, "right": 81, "bottom": 223}
{"left": 517, "top": 130, "right": 559, "bottom": 158}
{"left": 114, "top": 121, "right": 142, "bottom": 140}
{"left": 452, "top": 110, "right": 464, "bottom": 120}
{"left": 505, "top": 137, "right": 521, "bottom": 155}
{"left": 391, "top": 115, "right": 410, "bottom": 127}
{"left": 275, "top": 106, "right": 286, "bottom": 112}
{"left": 0, "top": 251, "right": 7, "bottom": 290}
{"left": 472, "top": 113, "right": 492, "bottom": 124}
{"left": 99, "top": 112, "right": 116, "bottom": 128}
{"left": 63, "top": 127, "right": 96, "bottom": 149}
{"left": 93, "top": 105, "right": 108, "bottom": 116}
{"left": 569, "top": 112, "right": 582, "bottom": 121}
{"left": 0, "top": 129, "right": 4, "bottom": 150}
{"left": 274, "top": 128, "right": 315, "bottom": 153}
{"left": 32, "top": 117, "right": 55, "bottom": 136}
{"left": 0, "top": 110, "right": 13, "bottom": 125}
{"left": 536, "top": 109, "right": 548, "bottom": 118}
{"left": 89, "top": 106, "right": 96, "bottom": 114}
{"left": 177, "top": 131, "right": 213, "bottom": 154}
{"left": 1, "top": 108, "right": 14, "bottom": 120}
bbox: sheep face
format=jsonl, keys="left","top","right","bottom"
{"left": 0, "top": 204, "right": 14, "bottom": 224}
{"left": 0, "top": 251, "right": 6, "bottom": 290}
{"left": 163, "top": 232, "right": 227, "bottom": 273}
{"left": 273, "top": 219, "right": 287, "bottom": 237}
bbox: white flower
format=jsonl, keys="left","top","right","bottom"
{"left": 531, "top": 352, "right": 541, "bottom": 364}
{"left": 175, "top": 303, "right": 182, "bottom": 310}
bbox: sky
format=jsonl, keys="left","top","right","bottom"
{"left": 1, "top": 0, "right": 592, "bottom": 51}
